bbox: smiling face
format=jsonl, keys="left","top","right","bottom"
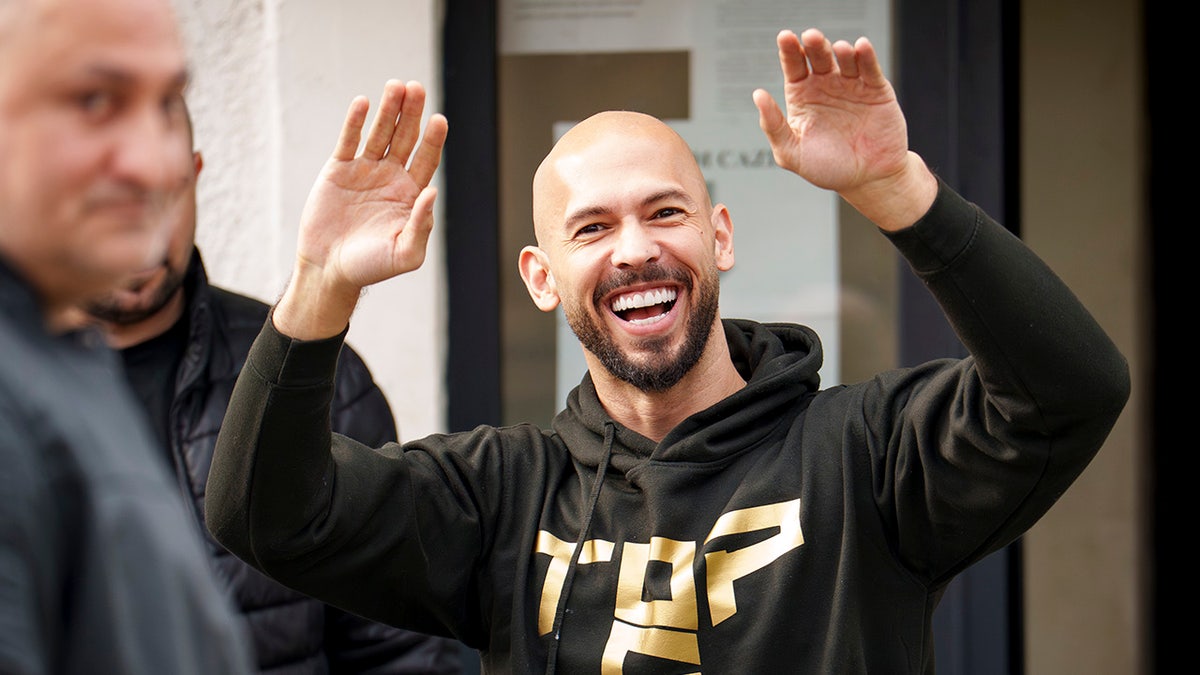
{"left": 520, "top": 111, "right": 735, "bottom": 393}
{"left": 0, "top": 0, "right": 191, "bottom": 313}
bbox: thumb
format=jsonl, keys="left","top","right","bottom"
{"left": 397, "top": 186, "right": 437, "bottom": 269}
{"left": 753, "top": 88, "right": 795, "bottom": 167}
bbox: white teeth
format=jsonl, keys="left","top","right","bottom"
{"left": 611, "top": 288, "right": 677, "bottom": 313}
{"left": 627, "top": 312, "right": 668, "bottom": 326}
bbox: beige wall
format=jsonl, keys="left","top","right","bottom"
{"left": 1020, "top": 0, "right": 1147, "bottom": 673}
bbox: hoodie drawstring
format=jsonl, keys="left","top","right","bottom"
{"left": 546, "top": 421, "right": 614, "bottom": 674}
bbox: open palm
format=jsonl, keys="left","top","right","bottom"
{"left": 754, "top": 29, "right": 909, "bottom": 194}
{"left": 296, "top": 80, "right": 447, "bottom": 292}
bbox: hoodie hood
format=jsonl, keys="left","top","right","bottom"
{"left": 552, "top": 318, "right": 823, "bottom": 477}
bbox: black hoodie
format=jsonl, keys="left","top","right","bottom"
{"left": 207, "top": 182, "right": 1130, "bottom": 673}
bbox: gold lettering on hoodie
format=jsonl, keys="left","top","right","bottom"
{"left": 704, "top": 498, "right": 804, "bottom": 624}
{"left": 534, "top": 499, "right": 804, "bottom": 671}
{"left": 602, "top": 621, "right": 701, "bottom": 674}
{"left": 602, "top": 537, "right": 701, "bottom": 669}
{"left": 535, "top": 530, "right": 614, "bottom": 634}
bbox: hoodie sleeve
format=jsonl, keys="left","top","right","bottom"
{"left": 861, "top": 178, "right": 1130, "bottom": 584}
{"left": 329, "top": 343, "right": 398, "bottom": 447}
{"left": 204, "top": 315, "right": 494, "bottom": 645}
{"left": 319, "top": 346, "right": 467, "bottom": 671}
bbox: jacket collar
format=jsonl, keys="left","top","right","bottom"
{"left": 0, "top": 253, "right": 110, "bottom": 351}
{"left": 173, "top": 248, "right": 219, "bottom": 394}
{"left": 0, "top": 255, "right": 43, "bottom": 330}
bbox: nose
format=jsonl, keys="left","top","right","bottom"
{"left": 610, "top": 219, "right": 661, "bottom": 268}
{"left": 110, "top": 104, "right": 190, "bottom": 194}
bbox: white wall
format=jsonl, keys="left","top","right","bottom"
{"left": 172, "top": 0, "right": 446, "bottom": 440}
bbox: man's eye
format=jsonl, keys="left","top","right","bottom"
{"left": 77, "top": 91, "right": 115, "bottom": 117}
{"left": 654, "top": 207, "right": 682, "bottom": 219}
{"left": 576, "top": 223, "right": 603, "bottom": 236}
{"left": 162, "top": 92, "right": 186, "bottom": 119}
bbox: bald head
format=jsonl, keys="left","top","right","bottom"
{"left": 532, "top": 111, "right": 712, "bottom": 246}
{"left": 535, "top": 110, "right": 696, "bottom": 176}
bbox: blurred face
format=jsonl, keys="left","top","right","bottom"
{"left": 84, "top": 151, "right": 201, "bottom": 325}
{"left": 522, "top": 112, "right": 735, "bottom": 392}
{"left": 0, "top": 0, "right": 191, "bottom": 313}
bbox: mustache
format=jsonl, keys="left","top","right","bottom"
{"left": 81, "top": 182, "right": 168, "bottom": 212}
{"left": 592, "top": 262, "right": 692, "bottom": 307}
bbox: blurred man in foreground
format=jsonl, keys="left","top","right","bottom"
{"left": 0, "top": 0, "right": 253, "bottom": 672}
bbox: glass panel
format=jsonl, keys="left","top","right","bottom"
{"left": 497, "top": 0, "right": 895, "bottom": 426}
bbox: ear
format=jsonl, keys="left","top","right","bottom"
{"left": 518, "top": 245, "right": 561, "bottom": 312}
{"left": 193, "top": 150, "right": 204, "bottom": 177}
{"left": 711, "top": 203, "right": 735, "bottom": 271}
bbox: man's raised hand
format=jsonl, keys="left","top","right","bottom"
{"left": 753, "top": 29, "right": 935, "bottom": 231}
{"left": 275, "top": 80, "right": 448, "bottom": 339}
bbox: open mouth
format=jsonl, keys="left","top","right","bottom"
{"left": 610, "top": 287, "right": 678, "bottom": 325}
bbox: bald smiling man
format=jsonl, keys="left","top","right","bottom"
{"left": 206, "top": 32, "right": 1129, "bottom": 673}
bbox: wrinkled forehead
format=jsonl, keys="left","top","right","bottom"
{"left": 532, "top": 112, "right": 709, "bottom": 239}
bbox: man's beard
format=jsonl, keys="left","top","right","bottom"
{"left": 84, "top": 264, "right": 186, "bottom": 326}
{"left": 563, "top": 262, "right": 720, "bottom": 393}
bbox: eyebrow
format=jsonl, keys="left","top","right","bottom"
{"left": 81, "top": 64, "right": 191, "bottom": 91}
{"left": 562, "top": 188, "right": 697, "bottom": 231}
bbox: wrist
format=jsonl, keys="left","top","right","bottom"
{"left": 272, "top": 262, "right": 362, "bottom": 340}
{"left": 841, "top": 152, "right": 939, "bottom": 232}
